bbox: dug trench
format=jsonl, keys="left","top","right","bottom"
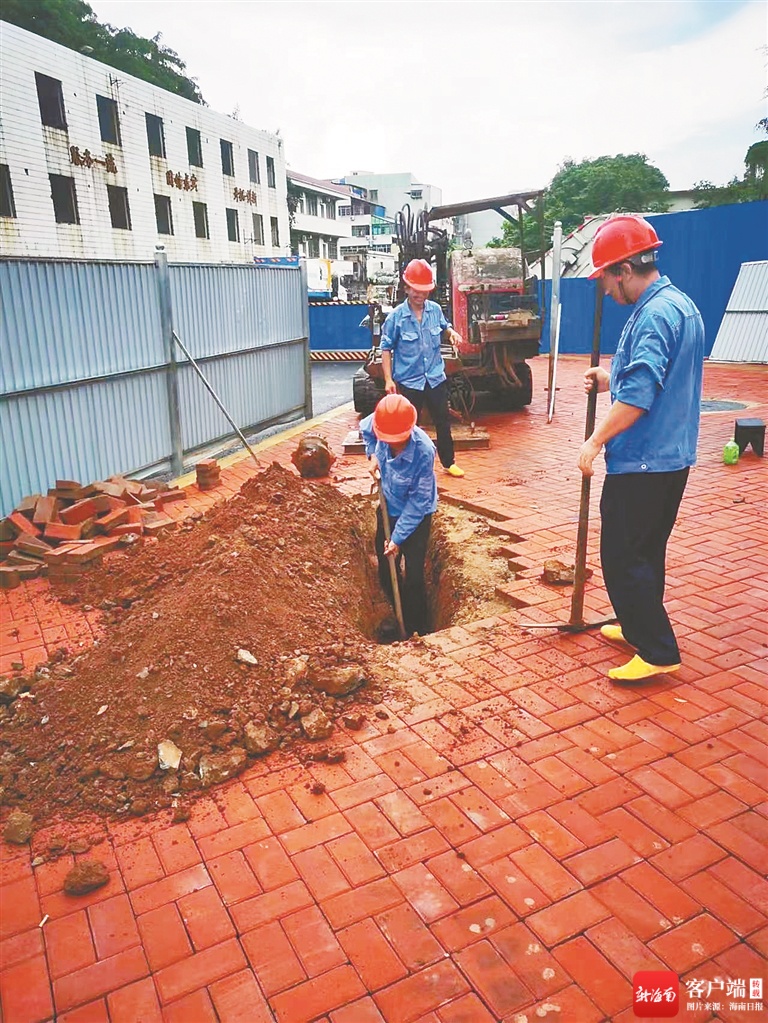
{"left": 0, "top": 463, "right": 519, "bottom": 840}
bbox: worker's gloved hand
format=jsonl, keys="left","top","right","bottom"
{"left": 383, "top": 540, "right": 400, "bottom": 558}
{"left": 584, "top": 367, "right": 610, "bottom": 395}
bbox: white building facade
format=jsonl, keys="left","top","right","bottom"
{"left": 0, "top": 23, "right": 289, "bottom": 262}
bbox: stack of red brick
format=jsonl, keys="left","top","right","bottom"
{"left": 0, "top": 476, "right": 187, "bottom": 589}
{"left": 196, "top": 459, "right": 221, "bottom": 491}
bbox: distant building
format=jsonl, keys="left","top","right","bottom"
{"left": 0, "top": 22, "right": 289, "bottom": 261}
{"left": 340, "top": 170, "right": 442, "bottom": 219}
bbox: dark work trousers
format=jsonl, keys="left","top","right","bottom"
{"left": 398, "top": 380, "right": 455, "bottom": 469}
{"left": 375, "top": 508, "right": 432, "bottom": 637}
{"left": 600, "top": 468, "right": 690, "bottom": 666}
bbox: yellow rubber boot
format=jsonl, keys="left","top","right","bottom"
{"left": 600, "top": 624, "right": 635, "bottom": 645}
{"left": 608, "top": 655, "right": 681, "bottom": 682}
{"left": 444, "top": 464, "right": 465, "bottom": 478}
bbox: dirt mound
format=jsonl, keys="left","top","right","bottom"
{"left": 0, "top": 465, "right": 389, "bottom": 829}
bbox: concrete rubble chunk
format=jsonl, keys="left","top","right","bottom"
{"left": 198, "top": 748, "right": 248, "bottom": 786}
{"left": 64, "top": 860, "right": 110, "bottom": 896}
{"left": 158, "top": 740, "right": 183, "bottom": 771}
{"left": 0, "top": 677, "right": 24, "bottom": 705}
{"left": 300, "top": 707, "right": 333, "bottom": 741}
{"left": 236, "top": 648, "right": 258, "bottom": 666}
{"left": 3, "top": 810, "right": 34, "bottom": 844}
{"left": 310, "top": 666, "right": 367, "bottom": 697}
{"left": 243, "top": 721, "right": 280, "bottom": 755}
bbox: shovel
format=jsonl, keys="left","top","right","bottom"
{"left": 377, "top": 481, "right": 407, "bottom": 640}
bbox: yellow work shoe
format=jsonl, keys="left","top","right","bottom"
{"left": 600, "top": 624, "right": 633, "bottom": 645}
{"left": 444, "top": 464, "right": 465, "bottom": 478}
{"left": 608, "top": 655, "right": 681, "bottom": 682}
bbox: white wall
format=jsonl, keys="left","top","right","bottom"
{"left": 0, "top": 23, "right": 289, "bottom": 262}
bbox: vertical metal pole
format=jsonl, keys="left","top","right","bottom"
{"left": 548, "top": 221, "right": 563, "bottom": 404}
{"left": 569, "top": 281, "right": 604, "bottom": 628}
{"left": 299, "top": 257, "right": 313, "bottom": 421}
{"left": 537, "top": 198, "right": 546, "bottom": 332}
{"left": 155, "top": 247, "right": 183, "bottom": 476}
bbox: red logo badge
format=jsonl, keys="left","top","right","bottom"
{"left": 633, "top": 971, "right": 679, "bottom": 1017}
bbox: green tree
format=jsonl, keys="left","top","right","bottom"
{"left": 692, "top": 119, "right": 768, "bottom": 207}
{"left": 1, "top": 0, "right": 203, "bottom": 103}
{"left": 489, "top": 153, "right": 669, "bottom": 254}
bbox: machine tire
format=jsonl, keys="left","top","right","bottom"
{"left": 496, "top": 362, "right": 533, "bottom": 409}
{"left": 353, "top": 369, "right": 383, "bottom": 417}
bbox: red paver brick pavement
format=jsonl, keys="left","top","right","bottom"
{"left": 1, "top": 359, "right": 766, "bottom": 1022}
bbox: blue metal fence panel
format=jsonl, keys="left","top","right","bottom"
{"left": 178, "top": 344, "right": 307, "bottom": 452}
{"left": 169, "top": 263, "right": 306, "bottom": 357}
{"left": 309, "top": 303, "right": 372, "bottom": 351}
{"left": 540, "top": 201, "right": 768, "bottom": 358}
{"left": 0, "top": 260, "right": 163, "bottom": 392}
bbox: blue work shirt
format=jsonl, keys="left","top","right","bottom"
{"left": 380, "top": 299, "right": 450, "bottom": 390}
{"left": 359, "top": 417, "right": 438, "bottom": 545}
{"left": 607, "top": 276, "right": 705, "bottom": 474}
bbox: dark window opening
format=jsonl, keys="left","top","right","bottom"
{"left": 186, "top": 127, "right": 203, "bottom": 167}
{"left": 193, "top": 201, "right": 209, "bottom": 239}
{"left": 145, "top": 113, "right": 166, "bottom": 158}
{"left": 0, "top": 165, "right": 16, "bottom": 218}
{"left": 266, "top": 156, "right": 276, "bottom": 188}
{"left": 307, "top": 194, "right": 318, "bottom": 216}
{"left": 248, "top": 149, "right": 260, "bottom": 184}
{"left": 220, "top": 139, "right": 235, "bottom": 176}
{"left": 252, "top": 212, "right": 264, "bottom": 245}
{"left": 107, "top": 184, "right": 131, "bottom": 229}
{"left": 49, "top": 174, "right": 79, "bottom": 224}
{"left": 154, "top": 194, "right": 173, "bottom": 235}
{"left": 226, "top": 207, "right": 240, "bottom": 242}
{"left": 96, "top": 95, "right": 121, "bottom": 145}
{"left": 36, "top": 73, "right": 67, "bottom": 129}
{"left": 270, "top": 216, "right": 279, "bottom": 246}
{"left": 307, "top": 236, "right": 319, "bottom": 258}
{"left": 328, "top": 238, "right": 338, "bottom": 259}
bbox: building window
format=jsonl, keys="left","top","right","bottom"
{"left": 186, "top": 127, "right": 203, "bottom": 167}
{"left": 369, "top": 189, "right": 378, "bottom": 201}
{"left": 35, "top": 73, "right": 67, "bottom": 129}
{"left": 107, "top": 184, "right": 131, "bottom": 229}
{"left": 352, "top": 225, "right": 369, "bottom": 237}
{"left": 220, "top": 139, "right": 235, "bottom": 176}
{"left": 154, "top": 194, "right": 173, "bottom": 235}
{"left": 0, "top": 165, "right": 16, "bottom": 218}
{"left": 338, "top": 205, "right": 351, "bottom": 217}
{"left": 145, "top": 113, "right": 166, "bottom": 158}
{"left": 306, "top": 193, "right": 318, "bottom": 216}
{"left": 307, "top": 236, "right": 319, "bottom": 258}
{"left": 328, "top": 238, "right": 338, "bottom": 259}
{"left": 96, "top": 95, "right": 121, "bottom": 146}
{"left": 248, "top": 149, "right": 260, "bottom": 184}
{"left": 410, "top": 188, "right": 423, "bottom": 200}
{"left": 252, "top": 212, "right": 264, "bottom": 245}
{"left": 49, "top": 174, "right": 79, "bottom": 224}
{"left": 270, "top": 216, "right": 279, "bottom": 246}
{"left": 266, "top": 156, "right": 276, "bottom": 188}
{"left": 325, "top": 200, "right": 336, "bottom": 220}
{"left": 193, "top": 201, "right": 209, "bottom": 239}
{"left": 226, "top": 207, "right": 240, "bottom": 242}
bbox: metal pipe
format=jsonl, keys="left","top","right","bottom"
{"left": 171, "top": 330, "right": 261, "bottom": 471}
{"left": 547, "top": 221, "right": 563, "bottom": 405}
{"left": 569, "top": 281, "right": 604, "bottom": 627}
{"left": 547, "top": 305, "right": 562, "bottom": 424}
{"left": 155, "top": 248, "right": 183, "bottom": 476}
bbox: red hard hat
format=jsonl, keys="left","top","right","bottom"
{"left": 589, "top": 215, "right": 662, "bottom": 278}
{"left": 402, "top": 258, "right": 435, "bottom": 292}
{"left": 373, "top": 394, "right": 417, "bottom": 443}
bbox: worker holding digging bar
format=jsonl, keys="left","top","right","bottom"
{"left": 360, "top": 393, "right": 438, "bottom": 638}
{"left": 578, "top": 216, "right": 705, "bottom": 683}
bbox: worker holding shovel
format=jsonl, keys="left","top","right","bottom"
{"left": 578, "top": 216, "right": 705, "bottom": 683}
{"left": 360, "top": 394, "right": 438, "bottom": 638}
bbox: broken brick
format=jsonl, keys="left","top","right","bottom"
{"left": 33, "top": 496, "right": 60, "bottom": 525}
{"left": 59, "top": 498, "right": 99, "bottom": 525}
{"left": 15, "top": 494, "right": 42, "bottom": 517}
{"left": 0, "top": 567, "right": 21, "bottom": 589}
{"left": 45, "top": 521, "right": 84, "bottom": 542}
{"left": 7, "top": 513, "right": 42, "bottom": 538}
{"left": 97, "top": 507, "right": 130, "bottom": 532}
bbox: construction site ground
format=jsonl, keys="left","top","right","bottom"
{"left": 1, "top": 356, "right": 766, "bottom": 1023}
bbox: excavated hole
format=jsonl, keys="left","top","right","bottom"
{"left": 357, "top": 498, "right": 520, "bottom": 641}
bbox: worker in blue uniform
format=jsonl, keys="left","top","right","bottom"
{"left": 360, "top": 393, "right": 438, "bottom": 637}
{"left": 578, "top": 216, "right": 705, "bottom": 683}
{"left": 380, "top": 258, "right": 465, "bottom": 478}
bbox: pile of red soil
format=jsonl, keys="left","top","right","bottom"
{"left": 0, "top": 465, "right": 389, "bottom": 829}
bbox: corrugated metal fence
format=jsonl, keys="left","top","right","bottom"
{"left": 0, "top": 256, "right": 309, "bottom": 516}
{"left": 540, "top": 200, "right": 768, "bottom": 357}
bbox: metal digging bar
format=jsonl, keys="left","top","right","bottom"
{"left": 377, "top": 481, "right": 407, "bottom": 641}
{"left": 521, "top": 282, "right": 616, "bottom": 633}
{"left": 171, "top": 330, "right": 261, "bottom": 471}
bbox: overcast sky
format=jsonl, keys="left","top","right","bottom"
{"left": 90, "top": 0, "right": 766, "bottom": 201}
